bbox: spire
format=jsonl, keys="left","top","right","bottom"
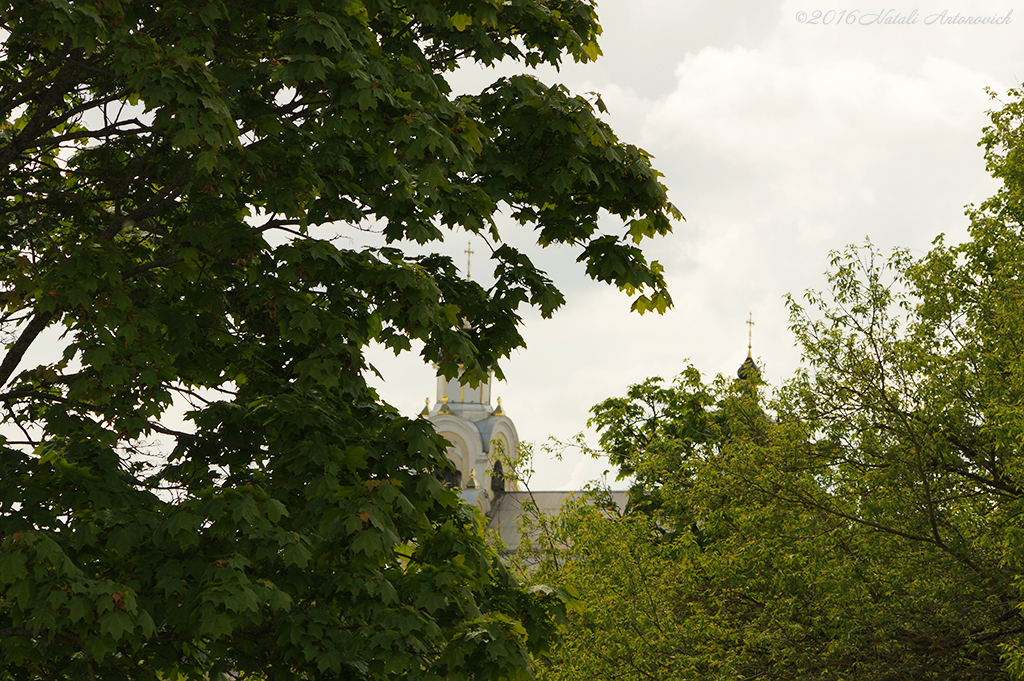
{"left": 746, "top": 311, "right": 754, "bottom": 358}
{"left": 461, "top": 241, "right": 475, "bottom": 330}
{"left": 738, "top": 312, "right": 760, "bottom": 381}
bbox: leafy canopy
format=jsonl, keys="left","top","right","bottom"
{"left": 531, "top": 88, "right": 1024, "bottom": 681}
{"left": 0, "top": 0, "right": 679, "bottom": 678}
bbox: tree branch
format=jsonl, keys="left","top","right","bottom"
{"left": 0, "top": 310, "right": 55, "bottom": 390}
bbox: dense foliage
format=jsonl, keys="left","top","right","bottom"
{"left": 532, "top": 88, "right": 1024, "bottom": 680}
{"left": 0, "top": 0, "right": 680, "bottom": 678}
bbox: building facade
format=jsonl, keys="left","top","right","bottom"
{"left": 422, "top": 367, "right": 517, "bottom": 518}
{"left": 422, "top": 367, "right": 628, "bottom": 556}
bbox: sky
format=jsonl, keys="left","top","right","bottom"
{"left": 4, "top": 2, "right": 1022, "bottom": 490}
{"left": 364, "top": 0, "right": 1024, "bottom": 490}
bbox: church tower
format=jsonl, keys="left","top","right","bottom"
{"left": 421, "top": 242, "right": 519, "bottom": 517}
{"left": 423, "top": 367, "right": 518, "bottom": 517}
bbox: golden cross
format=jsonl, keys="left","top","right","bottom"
{"left": 746, "top": 312, "right": 754, "bottom": 357}
{"left": 465, "top": 242, "right": 474, "bottom": 281}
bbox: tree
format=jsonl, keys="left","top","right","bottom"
{"left": 0, "top": 0, "right": 680, "bottom": 678}
{"left": 532, "top": 88, "right": 1024, "bottom": 680}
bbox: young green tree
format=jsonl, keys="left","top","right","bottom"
{"left": 0, "top": 1, "right": 680, "bottom": 678}
{"left": 535, "top": 88, "right": 1024, "bottom": 681}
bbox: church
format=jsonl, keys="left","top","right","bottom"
{"left": 421, "top": 248, "right": 756, "bottom": 553}
{"left": 419, "top": 365, "right": 517, "bottom": 516}
{"left": 419, "top": 338, "right": 759, "bottom": 555}
{"left": 419, "top": 364, "right": 591, "bottom": 555}
{"left": 419, "top": 304, "right": 760, "bottom": 556}
{"left": 412, "top": 245, "right": 630, "bottom": 554}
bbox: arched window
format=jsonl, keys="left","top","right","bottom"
{"left": 490, "top": 461, "right": 505, "bottom": 493}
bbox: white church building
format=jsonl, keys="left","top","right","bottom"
{"left": 420, "top": 366, "right": 517, "bottom": 517}
{"left": 420, "top": 363, "right": 627, "bottom": 556}
{"left": 417, "top": 318, "right": 759, "bottom": 556}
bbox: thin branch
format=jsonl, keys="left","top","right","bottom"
{"left": 39, "top": 117, "right": 152, "bottom": 146}
{"left": 0, "top": 54, "right": 86, "bottom": 167}
{"left": 0, "top": 310, "right": 55, "bottom": 390}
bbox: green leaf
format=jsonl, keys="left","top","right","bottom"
{"left": 281, "top": 542, "right": 312, "bottom": 567}
{"left": 99, "top": 611, "right": 135, "bottom": 641}
{"left": 449, "top": 13, "right": 472, "bottom": 31}
{"left": 0, "top": 549, "right": 28, "bottom": 584}
{"left": 68, "top": 596, "right": 93, "bottom": 624}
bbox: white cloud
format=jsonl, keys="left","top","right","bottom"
{"left": 374, "top": 2, "right": 1022, "bottom": 489}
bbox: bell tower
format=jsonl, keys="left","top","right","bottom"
{"left": 421, "top": 242, "right": 519, "bottom": 516}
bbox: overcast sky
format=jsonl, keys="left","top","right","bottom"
{"left": 372, "top": 1, "right": 1024, "bottom": 489}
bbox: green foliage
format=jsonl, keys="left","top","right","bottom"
{"left": 0, "top": 0, "right": 679, "bottom": 677}
{"left": 533, "top": 89, "right": 1024, "bottom": 680}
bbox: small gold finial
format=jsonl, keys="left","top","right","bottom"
{"left": 465, "top": 242, "right": 474, "bottom": 281}
{"left": 419, "top": 398, "right": 430, "bottom": 417}
{"left": 746, "top": 312, "right": 754, "bottom": 358}
{"left": 439, "top": 396, "right": 452, "bottom": 415}
{"left": 493, "top": 396, "right": 504, "bottom": 415}
{"left": 467, "top": 469, "right": 478, "bottom": 489}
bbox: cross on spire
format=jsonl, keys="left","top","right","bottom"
{"left": 464, "top": 242, "right": 474, "bottom": 281}
{"left": 746, "top": 312, "right": 754, "bottom": 358}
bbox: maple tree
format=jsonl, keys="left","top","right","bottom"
{"left": 0, "top": 0, "right": 679, "bottom": 678}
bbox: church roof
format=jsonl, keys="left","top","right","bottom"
{"left": 737, "top": 354, "right": 760, "bottom": 381}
